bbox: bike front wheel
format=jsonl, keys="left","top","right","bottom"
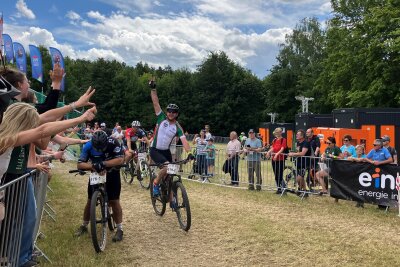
{"left": 174, "top": 182, "right": 191, "bottom": 231}
{"left": 90, "top": 190, "right": 107, "bottom": 253}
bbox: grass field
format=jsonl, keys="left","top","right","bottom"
{"left": 37, "top": 161, "right": 400, "bottom": 267}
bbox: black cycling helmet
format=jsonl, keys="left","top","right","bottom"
{"left": 166, "top": 103, "right": 179, "bottom": 112}
{"left": 0, "top": 75, "right": 20, "bottom": 102}
{"left": 92, "top": 130, "right": 108, "bottom": 151}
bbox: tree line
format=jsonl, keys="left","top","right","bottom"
{"left": 22, "top": 0, "right": 400, "bottom": 136}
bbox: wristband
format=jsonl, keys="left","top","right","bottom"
{"left": 69, "top": 102, "right": 76, "bottom": 111}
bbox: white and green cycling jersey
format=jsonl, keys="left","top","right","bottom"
{"left": 151, "top": 111, "right": 185, "bottom": 150}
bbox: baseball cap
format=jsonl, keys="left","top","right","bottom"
{"left": 0, "top": 76, "right": 21, "bottom": 102}
{"left": 381, "top": 136, "right": 390, "bottom": 142}
{"left": 248, "top": 129, "right": 255, "bottom": 133}
{"left": 100, "top": 122, "right": 106, "bottom": 127}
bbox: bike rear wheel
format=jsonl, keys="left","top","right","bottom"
{"left": 149, "top": 177, "right": 166, "bottom": 216}
{"left": 90, "top": 190, "right": 107, "bottom": 253}
{"left": 174, "top": 182, "right": 191, "bottom": 231}
{"left": 138, "top": 161, "right": 152, "bottom": 189}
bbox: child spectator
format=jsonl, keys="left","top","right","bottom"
{"left": 205, "top": 138, "right": 216, "bottom": 177}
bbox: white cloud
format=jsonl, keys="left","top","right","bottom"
{"left": 15, "top": 0, "right": 36, "bottom": 20}
{"left": 66, "top": 11, "right": 81, "bottom": 21}
{"left": 87, "top": 11, "right": 106, "bottom": 21}
{"left": 98, "top": 0, "right": 153, "bottom": 12}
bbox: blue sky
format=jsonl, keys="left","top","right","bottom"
{"left": 1, "top": 0, "right": 332, "bottom": 78}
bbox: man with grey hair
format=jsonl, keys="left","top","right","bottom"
{"left": 226, "top": 131, "right": 241, "bottom": 186}
{"left": 364, "top": 138, "right": 393, "bottom": 211}
{"left": 364, "top": 139, "right": 392, "bottom": 166}
{"left": 381, "top": 135, "right": 397, "bottom": 165}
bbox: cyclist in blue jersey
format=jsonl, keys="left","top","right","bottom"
{"left": 75, "top": 130, "right": 125, "bottom": 242}
{"left": 148, "top": 78, "right": 192, "bottom": 199}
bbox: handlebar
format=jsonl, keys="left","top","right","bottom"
{"left": 149, "top": 154, "right": 194, "bottom": 168}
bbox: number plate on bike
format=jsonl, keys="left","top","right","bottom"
{"left": 167, "top": 164, "right": 179, "bottom": 174}
{"left": 138, "top": 152, "right": 147, "bottom": 160}
{"left": 89, "top": 172, "right": 106, "bottom": 185}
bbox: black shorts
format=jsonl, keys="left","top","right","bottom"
{"left": 150, "top": 147, "right": 172, "bottom": 164}
{"left": 87, "top": 170, "right": 121, "bottom": 201}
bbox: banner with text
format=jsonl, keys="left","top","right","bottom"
{"left": 13, "top": 42, "right": 27, "bottom": 73}
{"left": 331, "top": 160, "right": 400, "bottom": 207}
{"left": 49, "top": 47, "right": 65, "bottom": 92}
{"left": 2, "top": 34, "right": 13, "bottom": 63}
{"left": 29, "top": 45, "right": 43, "bottom": 83}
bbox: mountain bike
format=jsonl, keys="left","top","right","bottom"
{"left": 149, "top": 155, "right": 193, "bottom": 231}
{"left": 121, "top": 151, "right": 153, "bottom": 189}
{"left": 69, "top": 169, "right": 115, "bottom": 253}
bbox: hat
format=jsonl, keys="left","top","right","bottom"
{"left": 248, "top": 129, "right": 255, "bottom": 133}
{"left": 100, "top": 122, "right": 106, "bottom": 127}
{"left": 0, "top": 76, "right": 21, "bottom": 102}
{"left": 381, "top": 136, "right": 390, "bottom": 142}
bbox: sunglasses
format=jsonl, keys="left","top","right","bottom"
{"left": 373, "top": 144, "right": 380, "bottom": 146}
{"left": 326, "top": 142, "right": 332, "bottom": 145}
{"left": 343, "top": 139, "right": 349, "bottom": 142}
{"left": 167, "top": 109, "right": 178, "bottom": 114}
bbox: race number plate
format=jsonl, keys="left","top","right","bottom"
{"left": 138, "top": 152, "right": 147, "bottom": 160}
{"left": 89, "top": 172, "right": 106, "bottom": 185}
{"left": 167, "top": 164, "right": 179, "bottom": 175}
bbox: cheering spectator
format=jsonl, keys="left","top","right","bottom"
{"left": 340, "top": 135, "right": 356, "bottom": 159}
{"left": 381, "top": 135, "right": 397, "bottom": 165}
{"left": 315, "top": 137, "right": 343, "bottom": 195}
{"left": 267, "top": 127, "right": 287, "bottom": 194}
{"left": 244, "top": 129, "right": 263, "bottom": 191}
{"left": 288, "top": 130, "right": 311, "bottom": 197}
{"left": 226, "top": 131, "right": 241, "bottom": 186}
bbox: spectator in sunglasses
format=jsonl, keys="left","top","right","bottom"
{"left": 340, "top": 135, "right": 356, "bottom": 159}
{"left": 364, "top": 139, "right": 392, "bottom": 165}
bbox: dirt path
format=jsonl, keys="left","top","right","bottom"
{"left": 46, "top": 163, "right": 400, "bottom": 266}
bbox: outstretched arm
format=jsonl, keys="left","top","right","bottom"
{"left": 39, "top": 86, "right": 95, "bottom": 124}
{"left": 15, "top": 107, "right": 96, "bottom": 147}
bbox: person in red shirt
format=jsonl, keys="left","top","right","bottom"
{"left": 266, "top": 127, "right": 287, "bottom": 194}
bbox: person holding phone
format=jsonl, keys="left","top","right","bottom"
{"left": 244, "top": 129, "right": 263, "bottom": 190}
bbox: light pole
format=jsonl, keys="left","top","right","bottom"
{"left": 295, "top": 96, "right": 314, "bottom": 113}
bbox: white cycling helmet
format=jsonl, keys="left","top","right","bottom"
{"left": 131, "top": 120, "right": 141, "bottom": 127}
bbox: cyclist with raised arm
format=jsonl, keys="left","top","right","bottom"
{"left": 75, "top": 130, "right": 125, "bottom": 242}
{"left": 148, "top": 78, "right": 192, "bottom": 198}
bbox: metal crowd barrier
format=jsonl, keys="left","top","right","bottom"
{"left": 0, "top": 170, "right": 52, "bottom": 267}
{"left": 175, "top": 145, "right": 333, "bottom": 198}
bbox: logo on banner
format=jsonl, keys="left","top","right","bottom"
{"left": 359, "top": 168, "right": 395, "bottom": 190}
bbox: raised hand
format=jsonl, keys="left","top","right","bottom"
{"left": 49, "top": 63, "right": 65, "bottom": 90}
{"left": 75, "top": 86, "right": 96, "bottom": 108}
{"left": 81, "top": 106, "right": 97, "bottom": 122}
{"left": 148, "top": 76, "right": 156, "bottom": 89}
